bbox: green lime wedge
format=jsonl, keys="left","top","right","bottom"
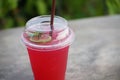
{"left": 30, "top": 36, "right": 52, "bottom": 43}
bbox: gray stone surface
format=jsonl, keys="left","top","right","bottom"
{"left": 0, "top": 15, "right": 120, "bottom": 80}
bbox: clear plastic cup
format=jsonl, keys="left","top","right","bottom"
{"left": 21, "top": 15, "right": 74, "bottom": 80}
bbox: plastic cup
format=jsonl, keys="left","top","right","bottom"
{"left": 21, "top": 15, "right": 74, "bottom": 80}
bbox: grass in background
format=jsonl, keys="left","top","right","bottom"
{"left": 0, "top": 0, "right": 120, "bottom": 29}
{"left": 106, "top": 0, "right": 120, "bottom": 14}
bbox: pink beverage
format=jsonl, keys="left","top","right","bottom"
{"left": 21, "top": 15, "right": 74, "bottom": 80}
{"left": 27, "top": 46, "right": 69, "bottom": 80}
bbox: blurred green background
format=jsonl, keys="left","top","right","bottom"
{"left": 0, "top": 0, "right": 120, "bottom": 29}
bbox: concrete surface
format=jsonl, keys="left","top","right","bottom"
{"left": 0, "top": 15, "right": 120, "bottom": 80}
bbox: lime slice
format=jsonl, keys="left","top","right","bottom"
{"left": 30, "top": 35, "right": 52, "bottom": 43}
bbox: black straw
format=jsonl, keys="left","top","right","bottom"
{"left": 50, "top": 0, "right": 56, "bottom": 36}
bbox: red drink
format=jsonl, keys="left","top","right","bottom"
{"left": 21, "top": 15, "right": 74, "bottom": 80}
{"left": 27, "top": 46, "right": 69, "bottom": 80}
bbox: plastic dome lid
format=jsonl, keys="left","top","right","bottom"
{"left": 21, "top": 15, "right": 74, "bottom": 51}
